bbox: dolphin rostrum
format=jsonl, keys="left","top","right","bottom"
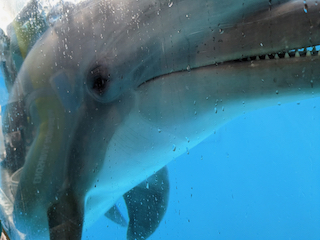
{"left": 0, "top": 0, "right": 320, "bottom": 239}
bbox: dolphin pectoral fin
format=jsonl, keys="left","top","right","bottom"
{"left": 47, "top": 189, "right": 84, "bottom": 240}
{"left": 124, "top": 166, "right": 169, "bottom": 240}
{"left": 104, "top": 204, "right": 128, "bottom": 227}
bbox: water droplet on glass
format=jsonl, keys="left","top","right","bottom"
{"left": 275, "top": 90, "right": 279, "bottom": 94}
{"left": 304, "top": 1, "right": 308, "bottom": 13}
{"left": 158, "top": 128, "right": 161, "bottom": 133}
{"left": 185, "top": 137, "right": 190, "bottom": 143}
{"left": 172, "top": 144, "right": 176, "bottom": 151}
{"left": 186, "top": 65, "right": 191, "bottom": 72}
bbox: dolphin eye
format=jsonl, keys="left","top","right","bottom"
{"left": 91, "top": 68, "right": 107, "bottom": 94}
{"left": 87, "top": 66, "right": 109, "bottom": 101}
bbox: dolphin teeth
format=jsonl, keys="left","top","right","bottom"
{"left": 229, "top": 45, "right": 319, "bottom": 65}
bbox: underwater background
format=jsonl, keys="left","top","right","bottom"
{"left": 1, "top": 60, "right": 320, "bottom": 240}
{"left": 80, "top": 94, "right": 320, "bottom": 240}
{"left": 78, "top": 84, "right": 319, "bottom": 239}
{"left": 1, "top": 39, "right": 320, "bottom": 240}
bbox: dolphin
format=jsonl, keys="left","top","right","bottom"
{"left": 0, "top": 0, "right": 320, "bottom": 239}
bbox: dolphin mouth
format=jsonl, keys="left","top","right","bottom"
{"left": 138, "top": 43, "right": 320, "bottom": 89}
{"left": 141, "top": 43, "right": 320, "bottom": 86}
{"left": 231, "top": 45, "right": 320, "bottom": 63}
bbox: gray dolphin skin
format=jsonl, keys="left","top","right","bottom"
{"left": 0, "top": 0, "right": 320, "bottom": 239}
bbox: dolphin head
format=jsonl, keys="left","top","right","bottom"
{"left": 1, "top": 0, "right": 320, "bottom": 239}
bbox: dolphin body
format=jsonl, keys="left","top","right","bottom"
{"left": 1, "top": 0, "right": 320, "bottom": 239}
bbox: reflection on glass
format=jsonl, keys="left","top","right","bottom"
{"left": 0, "top": 0, "right": 320, "bottom": 240}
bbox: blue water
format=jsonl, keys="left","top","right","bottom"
{"left": 84, "top": 97, "right": 320, "bottom": 240}
{"left": 1, "top": 70, "right": 319, "bottom": 239}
